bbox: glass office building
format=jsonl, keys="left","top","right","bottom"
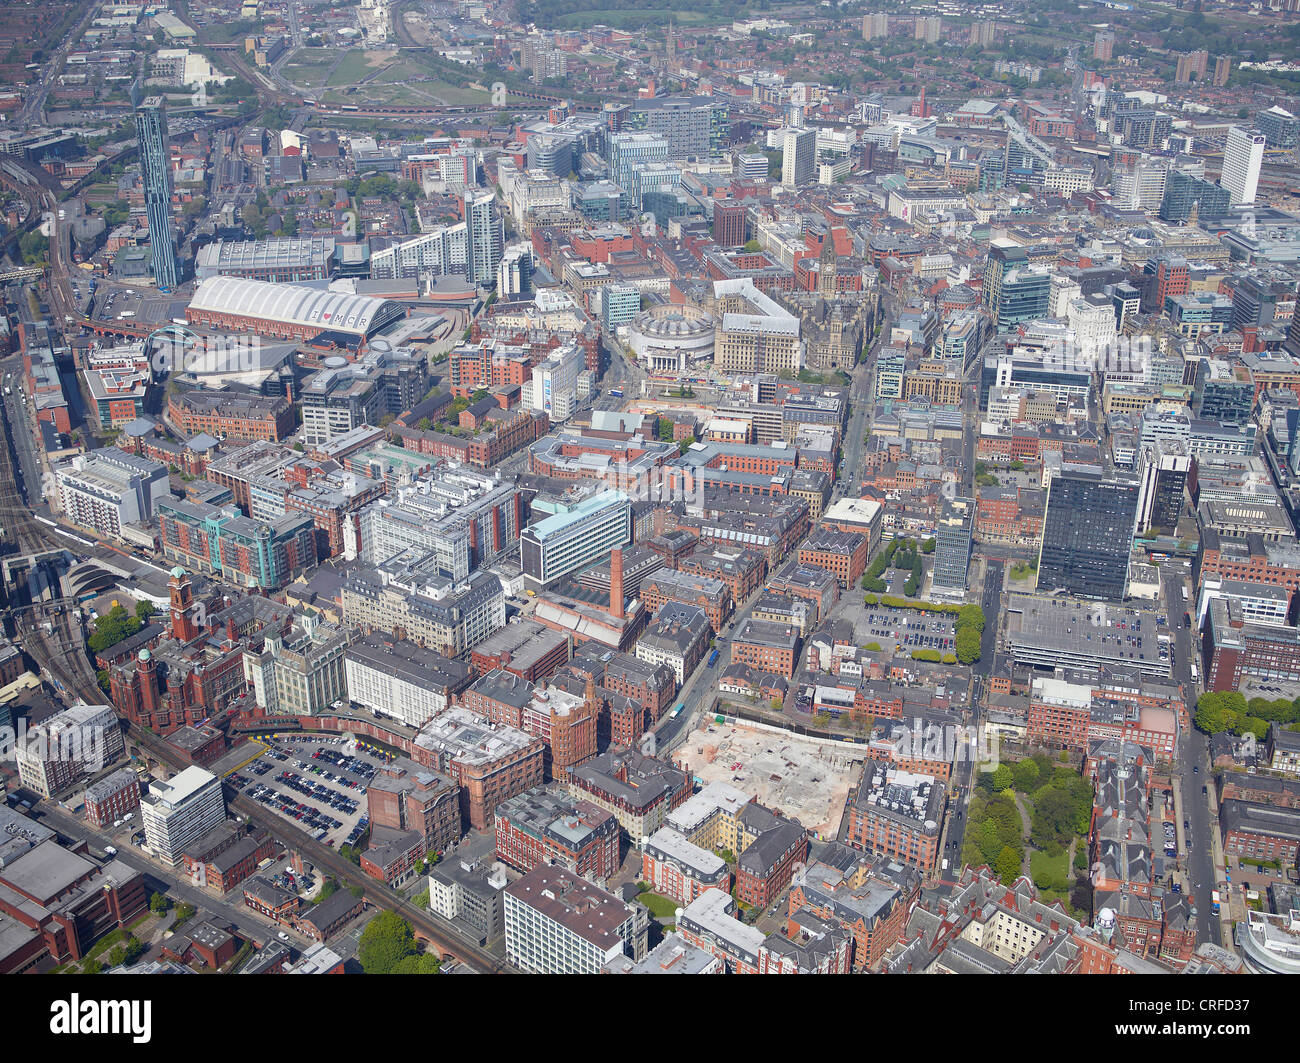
{"left": 134, "top": 95, "right": 179, "bottom": 289}
{"left": 1037, "top": 472, "right": 1140, "bottom": 601}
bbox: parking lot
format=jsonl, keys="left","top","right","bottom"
{"left": 225, "top": 735, "right": 394, "bottom": 849}
{"left": 848, "top": 603, "right": 957, "bottom": 656}
{"left": 89, "top": 283, "right": 188, "bottom": 328}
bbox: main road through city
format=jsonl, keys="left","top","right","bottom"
{"left": 1160, "top": 563, "right": 1222, "bottom": 948}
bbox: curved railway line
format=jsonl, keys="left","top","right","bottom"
{"left": 0, "top": 386, "right": 513, "bottom": 971}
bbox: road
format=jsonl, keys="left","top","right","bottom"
{"left": 17, "top": 1, "right": 96, "bottom": 127}
{"left": 942, "top": 557, "right": 1006, "bottom": 867}
{"left": 653, "top": 580, "right": 767, "bottom": 755}
{"left": 837, "top": 318, "right": 881, "bottom": 502}
{"left": 30, "top": 802, "right": 322, "bottom": 951}
{"left": 1160, "top": 562, "right": 1221, "bottom": 948}
{"left": 654, "top": 295, "right": 891, "bottom": 755}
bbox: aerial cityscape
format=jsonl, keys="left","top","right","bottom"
{"left": 0, "top": 0, "right": 1298, "bottom": 986}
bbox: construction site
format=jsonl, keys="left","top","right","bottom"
{"left": 672, "top": 718, "right": 869, "bottom": 840}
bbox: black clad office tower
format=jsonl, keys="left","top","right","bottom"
{"left": 1036, "top": 471, "right": 1140, "bottom": 601}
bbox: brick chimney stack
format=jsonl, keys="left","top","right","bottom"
{"left": 610, "top": 547, "right": 625, "bottom": 619}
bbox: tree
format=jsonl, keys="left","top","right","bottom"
{"left": 1030, "top": 786, "right": 1080, "bottom": 849}
{"left": 97, "top": 669, "right": 111, "bottom": 694}
{"left": 958, "top": 603, "right": 986, "bottom": 634}
{"left": 743, "top": 239, "right": 762, "bottom": 253}
{"left": 990, "top": 764, "right": 1013, "bottom": 792}
{"left": 955, "top": 627, "right": 982, "bottom": 664}
{"left": 921, "top": 537, "right": 936, "bottom": 554}
{"left": 995, "top": 845, "right": 1022, "bottom": 884}
{"left": 1195, "top": 690, "right": 1246, "bottom": 734}
{"left": 135, "top": 600, "right": 155, "bottom": 621}
{"left": 1236, "top": 715, "right": 1269, "bottom": 741}
{"left": 416, "top": 417, "right": 432, "bottom": 431}
{"left": 978, "top": 818, "right": 1002, "bottom": 863}
{"left": 358, "top": 911, "right": 416, "bottom": 974}
{"left": 87, "top": 605, "right": 143, "bottom": 653}
{"left": 1012, "top": 758, "right": 1039, "bottom": 792}
{"left": 149, "top": 891, "right": 168, "bottom": 914}
{"left": 390, "top": 952, "right": 441, "bottom": 974}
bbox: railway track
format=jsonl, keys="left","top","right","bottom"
{"left": 19, "top": 609, "right": 514, "bottom": 970}
{"left": 133, "top": 721, "right": 514, "bottom": 973}
{"left": 0, "top": 391, "right": 59, "bottom": 556}
{"left": 0, "top": 400, "right": 513, "bottom": 968}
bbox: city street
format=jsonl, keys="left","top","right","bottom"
{"left": 1160, "top": 563, "right": 1222, "bottom": 947}
{"left": 30, "top": 802, "right": 322, "bottom": 952}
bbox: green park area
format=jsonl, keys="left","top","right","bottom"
{"left": 962, "top": 754, "right": 1092, "bottom": 917}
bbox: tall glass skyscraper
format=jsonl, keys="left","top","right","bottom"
{"left": 134, "top": 95, "right": 179, "bottom": 290}
{"left": 1036, "top": 472, "right": 1140, "bottom": 601}
{"left": 463, "top": 188, "right": 503, "bottom": 287}
{"left": 1159, "top": 169, "right": 1230, "bottom": 223}
{"left": 932, "top": 496, "right": 974, "bottom": 600}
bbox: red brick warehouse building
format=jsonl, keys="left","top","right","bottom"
{"left": 730, "top": 618, "right": 802, "bottom": 679}
{"left": 83, "top": 769, "right": 141, "bottom": 829}
{"left": 844, "top": 765, "right": 946, "bottom": 873}
{"left": 494, "top": 786, "right": 621, "bottom": 882}
{"left": 167, "top": 390, "right": 296, "bottom": 443}
{"left": 798, "top": 528, "right": 869, "bottom": 589}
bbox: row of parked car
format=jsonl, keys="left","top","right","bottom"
{"left": 246, "top": 782, "right": 345, "bottom": 836}
{"left": 279, "top": 769, "right": 360, "bottom": 815}
{"left": 311, "top": 747, "right": 379, "bottom": 781}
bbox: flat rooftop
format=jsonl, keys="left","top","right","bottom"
{"left": 1002, "top": 593, "right": 1171, "bottom": 678}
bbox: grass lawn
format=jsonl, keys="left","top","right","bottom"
{"left": 637, "top": 892, "right": 681, "bottom": 920}
{"left": 282, "top": 48, "right": 336, "bottom": 87}
{"left": 326, "top": 50, "right": 389, "bottom": 87}
{"left": 1238, "top": 857, "right": 1281, "bottom": 871}
{"left": 1030, "top": 847, "right": 1071, "bottom": 891}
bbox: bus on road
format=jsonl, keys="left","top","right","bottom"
{"left": 669, "top": 704, "right": 684, "bottom": 719}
